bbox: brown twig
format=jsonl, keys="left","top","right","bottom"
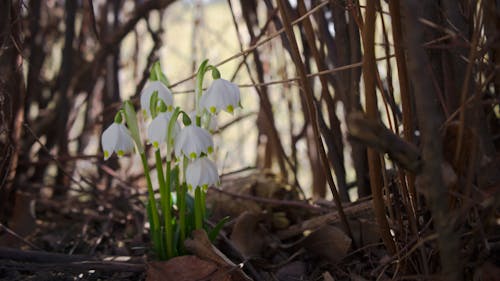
{"left": 276, "top": 0, "right": 353, "bottom": 241}
{"left": 0, "top": 259, "right": 145, "bottom": 273}
{"left": 0, "top": 223, "right": 42, "bottom": 250}
{"left": 208, "top": 186, "right": 323, "bottom": 212}
{"left": 276, "top": 199, "right": 374, "bottom": 240}
{"left": 361, "top": 0, "right": 396, "bottom": 255}
{"left": 347, "top": 113, "right": 421, "bottom": 173}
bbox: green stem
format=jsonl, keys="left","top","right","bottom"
{"left": 196, "top": 115, "right": 202, "bottom": 127}
{"left": 165, "top": 160, "right": 174, "bottom": 258}
{"left": 195, "top": 71, "right": 203, "bottom": 117}
{"left": 194, "top": 186, "right": 203, "bottom": 230}
{"left": 201, "top": 188, "right": 206, "bottom": 221}
{"left": 140, "top": 152, "right": 161, "bottom": 258}
{"left": 195, "top": 60, "right": 209, "bottom": 117}
{"left": 155, "top": 150, "right": 173, "bottom": 259}
{"left": 177, "top": 182, "right": 186, "bottom": 254}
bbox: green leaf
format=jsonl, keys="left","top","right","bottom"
{"left": 150, "top": 61, "right": 162, "bottom": 81}
{"left": 160, "top": 72, "right": 170, "bottom": 87}
{"left": 150, "top": 61, "right": 171, "bottom": 87}
{"left": 208, "top": 216, "right": 230, "bottom": 242}
{"left": 210, "top": 66, "right": 221, "bottom": 79}
{"left": 149, "top": 91, "right": 159, "bottom": 118}
{"left": 113, "top": 110, "right": 123, "bottom": 123}
{"left": 181, "top": 111, "right": 192, "bottom": 126}
{"left": 123, "top": 101, "right": 144, "bottom": 153}
{"left": 196, "top": 59, "right": 210, "bottom": 78}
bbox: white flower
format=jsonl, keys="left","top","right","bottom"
{"left": 189, "top": 111, "right": 218, "bottom": 133}
{"left": 200, "top": 78, "right": 240, "bottom": 114}
{"left": 101, "top": 123, "right": 135, "bottom": 160}
{"left": 174, "top": 125, "right": 213, "bottom": 159}
{"left": 186, "top": 157, "right": 219, "bottom": 188}
{"left": 140, "top": 81, "right": 174, "bottom": 117}
{"left": 147, "top": 112, "right": 180, "bottom": 149}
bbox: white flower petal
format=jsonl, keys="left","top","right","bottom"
{"left": 102, "top": 123, "right": 119, "bottom": 160}
{"left": 200, "top": 79, "right": 240, "bottom": 114}
{"left": 174, "top": 125, "right": 213, "bottom": 158}
{"left": 148, "top": 115, "right": 168, "bottom": 148}
{"left": 140, "top": 81, "right": 174, "bottom": 117}
{"left": 101, "top": 123, "right": 134, "bottom": 159}
{"left": 186, "top": 158, "right": 219, "bottom": 187}
{"left": 147, "top": 112, "right": 181, "bottom": 149}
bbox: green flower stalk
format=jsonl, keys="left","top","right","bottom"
{"left": 122, "top": 102, "right": 163, "bottom": 258}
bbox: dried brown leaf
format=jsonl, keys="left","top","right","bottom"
{"left": 275, "top": 261, "right": 306, "bottom": 281}
{"left": 302, "top": 225, "right": 352, "bottom": 264}
{"left": 230, "top": 211, "right": 264, "bottom": 259}
{"left": 146, "top": 256, "right": 217, "bottom": 281}
{"left": 185, "top": 229, "right": 252, "bottom": 281}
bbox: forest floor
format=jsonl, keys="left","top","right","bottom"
{"left": 0, "top": 170, "right": 499, "bottom": 281}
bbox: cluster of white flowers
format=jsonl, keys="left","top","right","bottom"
{"left": 101, "top": 74, "right": 240, "bottom": 190}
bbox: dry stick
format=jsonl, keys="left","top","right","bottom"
{"left": 374, "top": 5, "right": 396, "bottom": 133}
{"left": 169, "top": 0, "right": 330, "bottom": 89}
{"left": 454, "top": 4, "right": 483, "bottom": 165}
{"left": 275, "top": 0, "right": 353, "bottom": 240}
{"left": 361, "top": 0, "right": 396, "bottom": 255}
{"left": 373, "top": 7, "right": 399, "bottom": 252}
{"left": 132, "top": 18, "right": 163, "bottom": 99}
{"left": 72, "top": 0, "right": 176, "bottom": 116}
{"left": 387, "top": 0, "right": 426, "bottom": 274}
{"left": 442, "top": 72, "right": 495, "bottom": 128}
{"left": 402, "top": 1, "right": 462, "bottom": 280}
{"left": 23, "top": 123, "right": 93, "bottom": 192}
{"left": 298, "top": 0, "right": 349, "bottom": 201}
{"left": 378, "top": 3, "right": 400, "bottom": 129}
{"left": 173, "top": 56, "right": 394, "bottom": 94}
{"left": 226, "top": 0, "right": 300, "bottom": 190}
{"left": 0, "top": 251, "right": 144, "bottom": 273}
{"left": 227, "top": 5, "right": 278, "bottom": 84}
{"left": 387, "top": 0, "right": 418, "bottom": 223}
{"left": 346, "top": 113, "right": 421, "bottom": 173}
{"left": 227, "top": 0, "right": 293, "bottom": 182}
{"left": 276, "top": 199, "right": 374, "bottom": 240}
{"left": 208, "top": 186, "right": 323, "bottom": 212}
{"left": 0, "top": 223, "right": 42, "bottom": 250}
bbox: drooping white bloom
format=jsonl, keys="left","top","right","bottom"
{"left": 200, "top": 78, "right": 240, "bottom": 114}
{"left": 147, "top": 112, "right": 181, "bottom": 149}
{"left": 186, "top": 157, "right": 219, "bottom": 188}
{"left": 174, "top": 125, "right": 213, "bottom": 159}
{"left": 140, "top": 81, "right": 174, "bottom": 117}
{"left": 101, "top": 123, "right": 135, "bottom": 160}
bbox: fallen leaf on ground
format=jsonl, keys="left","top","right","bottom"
{"left": 185, "top": 229, "right": 252, "bottom": 281}
{"left": 275, "top": 261, "right": 306, "bottom": 281}
{"left": 302, "top": 225, "right": 351, "bottom": 264}
{"left": 230, "top": 211, "right": 264, "bottom": 259}
{"left": 322, "top": 271, "right": 335, "bottom": 281}
{"left": 146, "top": 255, "right": 217, "bottom": 281}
